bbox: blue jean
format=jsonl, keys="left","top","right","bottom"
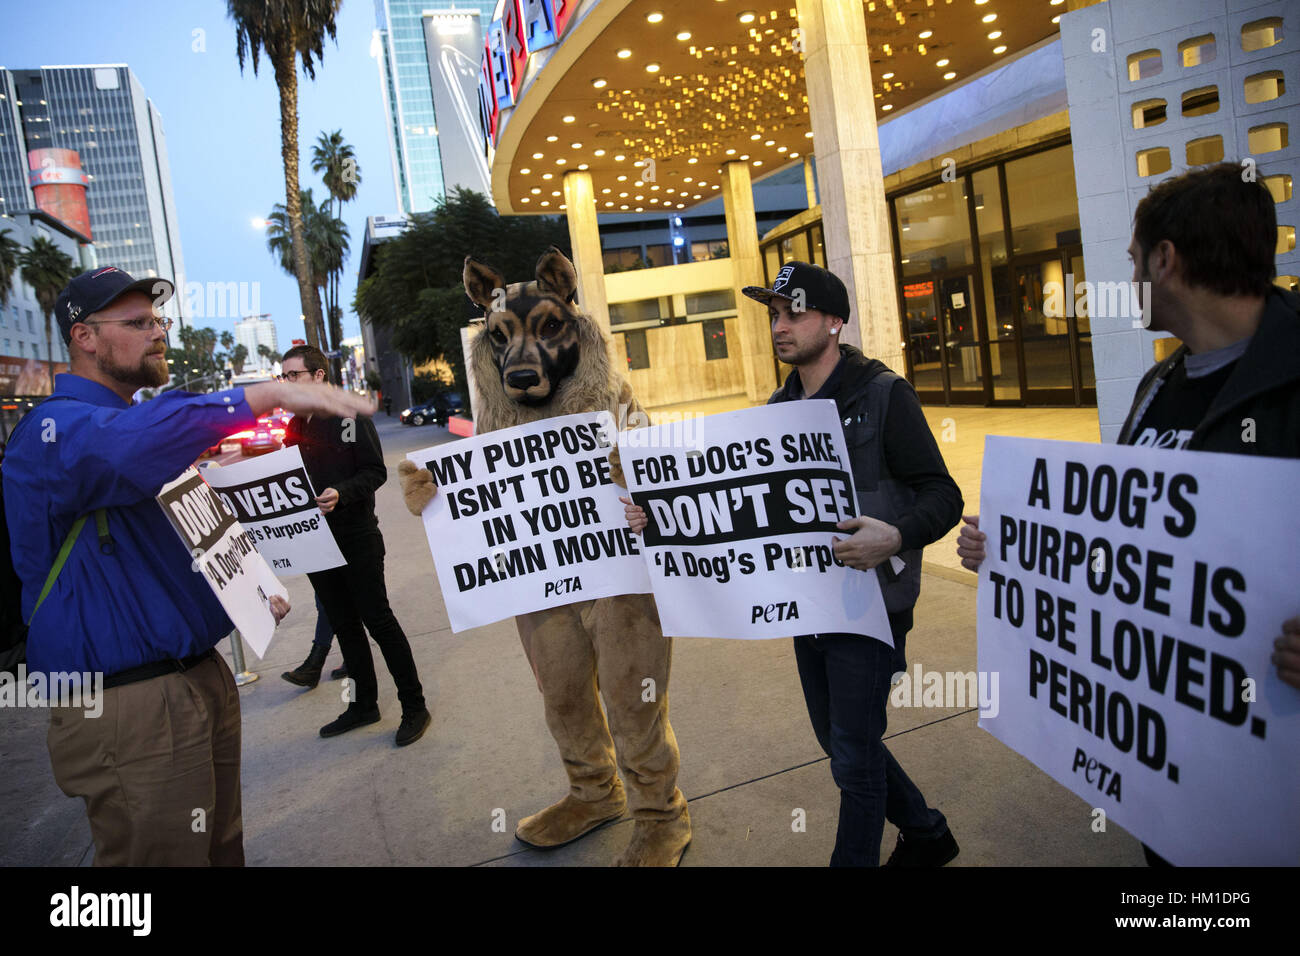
{"left": 311, "top": 590, "right": 334, "bottom": 653}
{"left": 793, "top": 612, "right": 948, "bottom": 867}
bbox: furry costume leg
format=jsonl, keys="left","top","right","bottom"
{"left": 588, "top": 593, "right": 692, "bottom": 866}
{"left": 514, "top": 603, "right": 627, "bottom": 848}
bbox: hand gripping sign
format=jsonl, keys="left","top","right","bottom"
{"left": 157, "top": 466, "right": 289, "bottom": 657}
{"left": 407, "top": 412, "right": 652, "bottom": 632}
{"left": 976, "top": 436, "right": 1300, "bottom": 865}
{"left": 198, "top": 445, "right": 346, "bottom": 576}
{"left": 619, "top": 401, "right": 892, "bottom": 643}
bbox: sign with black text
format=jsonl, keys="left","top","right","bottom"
{"left": 408, "top": 413, "right": 651, "bottom": 632}
{"left": 199, "top": 446, "right": 345, "bottom": 576}
{"left": 157, "top": 466, "right": 289, "bottom": 657}
{"left": 977, "top": 436, "right": 1300, "bottom": 865}
{"left": 620, "top": 401, "right": 892, "bottom": 642}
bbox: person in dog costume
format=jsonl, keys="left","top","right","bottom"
{"left": 397, "top": 248, "right": 692, "bottom": 866}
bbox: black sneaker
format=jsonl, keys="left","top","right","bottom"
{"left": 395, "top": 708, "right": 432, "bottom": 747}
{"left": 319, "top": 705, "right": 381, "bottom": 738}
{"left": 885, "top": 829, "right": 960, "bottom": 867}
{"left": 330, "top": 664, "right": 348, "bottom": 680}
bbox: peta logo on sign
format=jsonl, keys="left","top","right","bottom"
{"left": 772, "top": 265, "right": 796, "bottom": 293}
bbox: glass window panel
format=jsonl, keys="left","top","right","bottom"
{"left": 1127, "top": 49, "right": 1162, "bottom": 82}
{"left": 1186, "top": 135, "right": 1224, "bottom": 165}
{"left": 1248, "top": 123, "right": 1288, "bottom": 154}
{"left": 1005, "top": 146, "right": 1081, "bottom": 255}
{"left": 1245, "top": 71, "right": 1285, "bottom": 104}
{"left": 685, "top": 289, "right": 735, "bottom": 314}
{"left": 1178, "top": 34, "right": 1216, "bottom": 68}
{"left": 1263, "top": 174, "right": 1293, "bottom": 204}
{"left": 608, "top": 298, "right": 661, "bottom": 327}
{"left": 1136, "top": 146, "right": 1171, "bottom": 178}
{"left": 809, "top": 224, "right": 826, "bottom": 267}
{"left": 1241, "top": 17, "right": 1282, "bottom": 52}
{"left": 901, "top": 279, "right": 943, "bottom": 392}
{"left": 1181, "top": 85, "right": 1219, "bottom": 116}
{"left": 1131, "top": 98, "right": 1167, "bottom": 128}
{"left": 623, "top": 329, "right": 650, "bottom": 370}
{"left": 895, "top": 179, "right": 972, "bottom": 277}
{"left": 1018, "top": 259, "right": 1075, "bottom": 391}
{"left": 702, "top": 318, "right": 728, "bottom": 360}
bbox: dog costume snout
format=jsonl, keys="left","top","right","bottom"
{"left": 506, "top": 368, "right": 541, "bottom": 390}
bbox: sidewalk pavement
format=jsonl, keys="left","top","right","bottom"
{"left": 0, "top": 414, "right": 1146, "bottom": 866}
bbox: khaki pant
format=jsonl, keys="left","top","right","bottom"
{"left": 47, "top": 651, "right": 244, "bottom": 866}
{"left": 516, "top": 593, "right": 687, "bottom": 820}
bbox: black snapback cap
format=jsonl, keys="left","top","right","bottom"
{"left": 55, "top": 267, "right": 175, "bottom": 343}
{"left": 741, "top": 260, "right": 851, "bottom": 322}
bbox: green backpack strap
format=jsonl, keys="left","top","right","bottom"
{"left": 27, "top": 509, "right": 109, "bottom": 625}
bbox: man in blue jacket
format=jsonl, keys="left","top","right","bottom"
{"left": 3, "top": 266, "right": 375, "bottom": 865}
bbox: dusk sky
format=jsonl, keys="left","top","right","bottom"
{"left": 0, "top": 0, "right": 401, "bottom": 352}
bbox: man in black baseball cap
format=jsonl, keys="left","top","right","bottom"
{"left": 746, "top": 260, "right": 964, "bottom": 866}
{"left": 53, "top": 267, "right": 177, "bottom": 390}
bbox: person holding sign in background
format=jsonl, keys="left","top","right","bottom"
{"left": 2, "top": 266, "right": 376, "bottom": 866}
{"left": 625, "top": 261, "right": 964, "bottom": 866}
{"left": 280, "top": 345, "right": 431, "bottom": 747}
{"left": 957, "top": 163, "right": 1300, "bottom": 865}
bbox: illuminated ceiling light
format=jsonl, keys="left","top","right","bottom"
{"left": 804, "top": 131, "right": 813, "bottom": 138}
{"left": 676, "top": 31, "right": 691, "bottom": 41}
{"left": 533, "top": 152, "right": 544, "bottom": 159}
{"left": 530, "top": 187, "right": 541, "bottom": 194}
{"left": 578, "top": 163, "right": 589, "bottom": 170}
{"left": 604, "top": 201, "right": 614, "bottom": 207}
{"left": 936, "top": 59, "right": 949, "bottom": 67}
{"left": 882, "top": 103, "right": 893, "bottom": 111}
{"left": 570, "top": 142, "right": 582, "bottom": 149}
{"left": 546, "top": 135, "right": 558, "bottom": 142}
{"left": 725, "top": 148, "right": 736, "bottom": 155}
{"left": 740, "top": 154, "right": 750, "bottom": 160}
{"left": 634, "top": 180, "right": 644, "bottom": 187}
{"left": 556, "top": 157, "right": 567, "bottom": 165}
{"left": 667, "top": 188, "right": 676, "bottom": 193}
{"left": 647, "top": 11, "right": 664, "bottom": 22}
{"left": 651, "top": 184, "right": 660, "bottom": 190}
{"left": 520, "top": 197, "right": 530, "bottom": 203}
{"left": 540, "top": 200, "right": 550, "bottom": 206}
{"left": 993, "top": 45, "right": 1007, "bottom": 54}
{"left": 617, "top": 174, "right": 628, "bottom": 181}
{"left": 551, "top": 190, "right": 561, "bottom": 197}
{"left": 559, "top": 204, "right": 567, "bottom": 210}
{"left": 592, "top": 77, "right": 607, "bottom": 89}
{"left": 882, "top": 71, "right": 895, "bottom": 79}
{"left": 693, "top": 193, "right": 701, "bottom": 199}
{"left": 765, "top": 140, "right": 775, "bottom": 146}
{"left": 677, "top": 203, "right": 685, "bottom": 209}
{"left": 620, "top": 204, "right": 629, "bottom": 209}
{"left": 542, "top": 172, "right": 554, "bottom": 179}
{"left": 684, "top": 176, "right": 693, "bottom": 183}
{"left": 519, "top": 167, "right": 531, "bottom": 174}
{"left": 1050, "top": 0, "right": 1064, "bottom": 4}
{"left": 646, "top": 62, "right": 661, "bottom": 73}
{"left": 777, "top": 145, "right": 788, "bottom": 152}
{"left": 751, "top": 133, "right": 761, "bottom": 140}
{"left": 619, "top": 191, "right": 629, "bottom": 197}
{"left": 594, "top": 148, "right": 607, "bottom": 156}
{"left": 562, "top": 115, "right": 575, "bottom": 123}
{"left": 636, "top": 207, "right": 645, "bottom": 212}
{"left": 687, "top": 156, "right": 698, "bottom": 164}
{"left": 614, "top": 154, "right": 626, "bottom": 161}
{"left": 788, "top": 153, "right": 798, "bottom": 159}
{"left": 617, "top": 48, "right": 632, "bottom": 58}
{"left": 1051, "top": 14, "right": 1060, "bottom": 23}
{"left": 943, "top": 71, "right": 957, "bottom": 80}
{"left": 987, "top": 30, "right": 1002, "bottom": 39}
{"left": 738, "top": 11, "right": 756, "bottom": 23}
{"left": 918, "top": 30, "right": 932, "bottom": 39}
{"left": 982, "top": 13, "right": 996, "bottom": 23}
{"left": 635, "top": 194, "right": 644, "bottom": 200}
{"left": 976, "top": 0, "right": 989, "bottom": 4}
{"left": 752, "top": 160, "right": 762, "bottom": 166}
{"left": 602, "top": 187, "right": 611, "bottom": 193}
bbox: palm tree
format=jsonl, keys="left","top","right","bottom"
{"left": 18, "top": 236, "right": 75, "bottom": 394}
{"left": 265, "top": 189, "right": 348, "bottom": 360}
{"left": 311, "top": 129, "right": 361, "bottom": 379}
{"left": 230, "top": 343, "right": 249, "bottom": 375}
{"left": 0, "top": 229, "right": 20, "bottom": 309}
{"left": 228, "top": 0, "right": 341, "bottom": 353}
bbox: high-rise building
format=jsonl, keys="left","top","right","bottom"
{"left": 372, "top": 0, "right": 497, "bottom": 213}
{"left": 235, "top": 314, "right": 279, "bottom": 372}
{"left": 0, "top": 65, "right": 186, "bottom": 317}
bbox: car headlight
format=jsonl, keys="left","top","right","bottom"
{"left": 401, "top": 408, "right": 411, "bottom": 416}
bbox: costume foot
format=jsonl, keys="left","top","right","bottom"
{"left": 515, "top": 781, "right": 627, "bottom": 849}
{"left": 614, "top": 806, "right": 692, "bottom": 867}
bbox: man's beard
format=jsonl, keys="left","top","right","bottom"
{"left": 97, "top": 348, "right": 170, "bottom": 389}
{"left": 777, "top": 332, "right": 834, "bottom": 367}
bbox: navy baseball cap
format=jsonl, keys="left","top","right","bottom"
{"left": 742, "top": 260, "right": 851, "bottom": 322}
{"left": 55, "top": 266, "right": 175, "bottom": 343}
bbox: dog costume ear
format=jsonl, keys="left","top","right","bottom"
{"left": 535, "top": 246, "right": 578, "bottom": 303}
{"left": 464, "top": 257, "right": 506, "bottom": 311}
{"left": 398, "top": 459, "right": 437, "bottom": 515}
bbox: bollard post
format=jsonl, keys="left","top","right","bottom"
{"left": 228, "top": 630, "right": 259, "bottom": 685}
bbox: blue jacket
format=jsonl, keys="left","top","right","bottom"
{"left": 3, "top": 374, "right": 258, "bottom": 675}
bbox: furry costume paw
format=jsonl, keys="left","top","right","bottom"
{"left": 613, "top": 806, "right": 692, "bottom": 867}
{"left": 607, "top": 443, "right": 626, "bottom": 488}
{"left": 515, "top": 780, "right": 627, "bottom": 848}
{"left": 397, "top": 459, "right": 436, "bottom": 515}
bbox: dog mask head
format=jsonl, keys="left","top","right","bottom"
{"left": 464, "top": 247, "right": 582, "bottom": 406}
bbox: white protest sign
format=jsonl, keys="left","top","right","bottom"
{"left": 977, "top": 436, "right": 1300, "bottom": 865}
{"left": 199, "top": 446, "right": 346, "bottom": 576}
{"left": 619, "top": 401, "right": 892, "bottom": 642}
{"left": 157, "top": 466, "right": 289, "bottom": 658}
{"left": 408, "top": 412, "right": 651, "bottom": 632}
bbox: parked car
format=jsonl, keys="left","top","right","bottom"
{"left": 240, "top": 423, "right": 281, "bottom": 456}
{"left": 400, "top": 392, "right": 465, "bottom": 427}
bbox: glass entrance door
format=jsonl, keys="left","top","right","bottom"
{"left": 902, "top": 273, "right": 986, "bottom": 403}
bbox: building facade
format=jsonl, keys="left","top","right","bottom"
{"left": 235, "top": 314, "right": 279, "bottom": 372}
{"left": 0, "top": 65, "right": 186, "bottom": 317}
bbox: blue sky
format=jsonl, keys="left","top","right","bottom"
{"left": 0, "top": 0, "right": 399, "bottom": 352}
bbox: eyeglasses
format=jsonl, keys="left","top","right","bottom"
{"left": 84, "top": 316, "right": 174, "bottom": 333}
{"left": 278, "top": 369, "right": 315, "bottom": 382}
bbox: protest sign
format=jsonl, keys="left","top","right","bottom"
{"left": 619, "top": 401, "right": 891, "bottom": 642}
{"left": 199, "top": 446, "right": 346, "bottom": 575}
{"left": 157, "top": 466, "right": 289, "bottom": 657}
{"left": 976, "top": 436, "right": 1300, "bottom": 865}
{"left": 407, "top": 412, "right": 651, "bottom": 632}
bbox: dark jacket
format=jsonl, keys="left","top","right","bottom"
{"left": 283, "top": 412, "right": 387, "bottom": 540}
{"left": 1117, "top": 287, "right": 1300, "bottom": 455}
{"left": 770, "top": 344, "right": 963, "bottom": 612}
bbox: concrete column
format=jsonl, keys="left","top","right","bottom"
{"left": 721, "top": 160, "right": 777, "bottom": 402}
{"left": 562, "top": 170, "right": 620, "bottom": 369}
{"left": 796, "top": 0, "right": 903, "bottom": 372}
{"left": 803, "top": 155, "right": 817, "bottom": 209}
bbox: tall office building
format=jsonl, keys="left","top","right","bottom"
{"left": 0, "top": 65, "right": 186, "bottom": 316}
{"left": 372, "top": 0, "right": 496, "bottom": 213}
{"left": 235, "top": 314, "right": 279, "bottom": 372}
